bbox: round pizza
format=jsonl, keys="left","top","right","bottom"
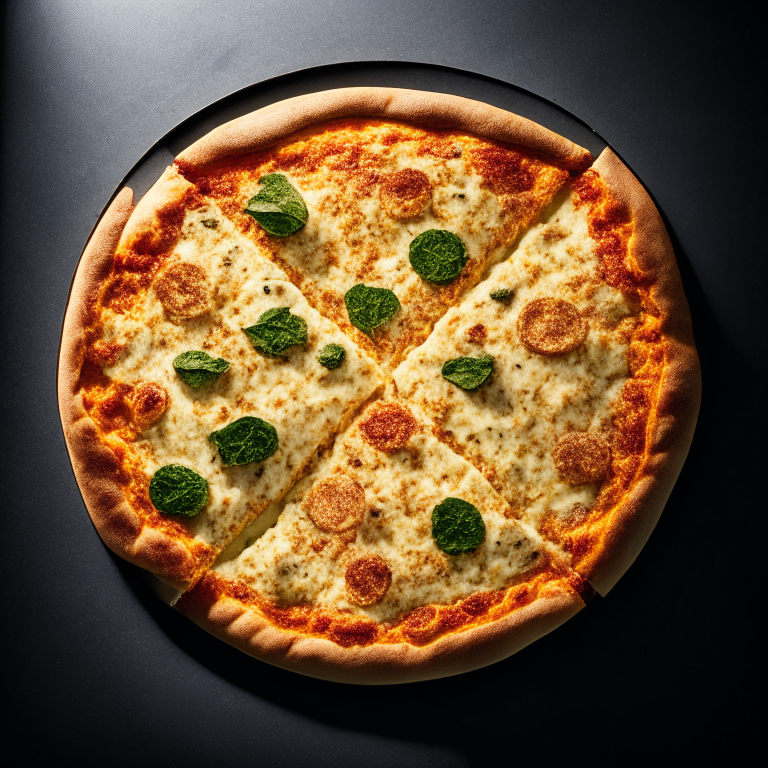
{"left": 58, "top": 88, "right": 701, "bottom": 683}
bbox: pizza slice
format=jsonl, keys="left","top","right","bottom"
{"left": 393, "top": 149, "right": 700, "bottom": 593}
{"left": 177, "top": 397, "right": 590, "bottom": 683}
{"left": 59, "top": 169, "right": 383, "bottom": 590}
{"left": 174, "top": 88, "right": 592, "bottom": 371}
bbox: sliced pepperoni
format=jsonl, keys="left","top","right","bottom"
{"left": 345, "top": 554, "right": 392, "bottom": 606}
{"left": 303, "top": 475, "right": 366, "bottom": 533}
{"left": 131, "top": 382, "right": 168, "bottom": 428}
{"left": 359, "top": 403, "right": 418, "bottom": 453}
{"left": 517, "top": 298, "right": 588, "bottom": 355}
{"left": 552, "top": 432, "right": 611, "bottom": 485}
{"left": 154, "top": 262, "right": 211, "bottom": 318}
{"left": 379, "top": 169, "right": 432, "bottom": 219}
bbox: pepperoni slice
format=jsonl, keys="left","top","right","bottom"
{"left": 379, "top": 169, "right": 432, "bottom": 219}
{"left": 345, "top": 554, "right": 392, "bottom": 606}
{"left": 517, "top": 298, "right": 588, "bottom": 355}
{"left": 154, "top": 262, "right": 211, "bottom": 318}
{"left": 303, "top": 475, "right": 366, "bottom": 533}
{"left": 131, "top": 382, "right": 169, "bottom": 428}
{"left": 359, "top": 403, "right": 418, "bottom": 453}
{"left": 552, "top": 432, "right": 611, "bottom": 485}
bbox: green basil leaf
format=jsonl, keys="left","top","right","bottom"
{"left": 149, "top": 464, "right": 209, "bottom": 517}
{"left": 441, "top": 355, "right": 494, "bottom": 391}
{"left": 173, "top": 350, "right": 230, "bottom": 389}
{"left": 431, "top": 497, "right": 485, "bottom": 555}
{"left": 209, "top": 416, "right": 279, "bottom": 466}
{"left": 244, "top": 173, "right": 308, "bottom": 237}
{"left": 243, "top": 307, "right": 308, "bottom": 357}
{"left": 344, "top": 283, "right": 400, "bottom": 337}
{"left": 490, "top": 288, "right": 513, "bottom": 302}
{"left": 317, "top": 343, "right": 346, "bottom": 370}
{"left": 409, "top": 229, "right": 468, "bottom": 284}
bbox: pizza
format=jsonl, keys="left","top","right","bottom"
{"left": 58, "top": 87, "right": 700, "bottom": 683}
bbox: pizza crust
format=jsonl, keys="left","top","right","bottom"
{"left": 177, "top": 87, "right": 593, "bottom": 172}
{"left": 176, "top": 573, "right": 585, "bottom": 684}
{"left": 58, "top": 180, "right": 210, "bottom": 590}
{"left": 571, "top": 149, "right": 701, "bottom": 594}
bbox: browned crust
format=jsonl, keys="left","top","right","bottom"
{"left": 581, "top": 149, "right": 701, "bottom": 594}
{"left": 57, "top": 176, "right": 208, "bottom": 591}
{"left": 177, "top": 574, "right": 584, "bottom": 684}
{"left": 177, "top": 87, "right": 592, "bottom": 172}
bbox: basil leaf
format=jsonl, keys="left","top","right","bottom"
{"left": 317, "top": 343, "right": 345, "bottom": 370}
{"left": 209, "top": 416, "right": 279, "bottom": 466}
{"left": 344, "top": 283, "right": 400, "bottom": 336}
{"left": 409, "top": 229, "right": 468, "bottom": 284}
{"left": 243, "top": 307, "right": 308, "bottom": 357}
{"left": 244, "top": 174, "right": 308, "bottom": 237}
{"left": 432, "top": 497, "right": 485, "bottom": 555}
{"left": 490, "top": 288, "right": 513, "bottom": 302}
{"left": 173, "top": 350, "right": 230, "bottom": 389}
{"left": 149, "top": 464, "right": 209, "bottom": 517}
{"left": 441, "top": 355, "right": 494, "bottom": 391}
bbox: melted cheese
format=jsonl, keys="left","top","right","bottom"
{"left": 393, "top": 189, "right": 636, "bottom": 528}
{"left": 210, "top": 122, "right": 568, "bottom": 370}
{"left": 215, "top": 400, "right": 552, "bottom": 622}
{"left": 99, "top": 206, "right": 383, "bottom": 549}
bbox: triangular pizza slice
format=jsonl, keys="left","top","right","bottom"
{"left": 178, "top": 397, "right": 590, "bottom": 682}
{"left": 393, "top": 149, "right": 699, "bottom": 592}
{"left": 60, "top": 169, "right": 383, "bottom": 590}
{"left": 175, "top": 89, "right": 591, "bottom": 371}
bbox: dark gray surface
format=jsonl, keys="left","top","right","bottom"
{"left": 1, "top": 2, "right": 762, "bottom": 765}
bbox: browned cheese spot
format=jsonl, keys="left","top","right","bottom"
{"left": 131, "top": 382, "right": 169, "bottom": 428}
{"left": 359, "top": 403, "right": 418, "bottom": 453}
{"left": 345, "top": 554, "right": 392, "bottom": 606}
{"left": 466, "top": 323, "right": 487, "bottom": 345}
{"left": 552, "top": 432, "right": 611, "bottom": 485}
{"left": 154, "top": 262, "right": 211, "bottom": 318}
{"left": 303, "top": 475, "right": 366, "bottom": 533}
{"left": 87, "top": 340, "right": 125, "bottom": 367}
{"left": 379, "top": 168, "right": 432, "bottom": 219}
{"left": 517, "top": 298, "right": 588, "bottom": 355}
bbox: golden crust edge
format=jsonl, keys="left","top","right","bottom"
{"left": 579, "top": 149, "right": 702, "bottom": 595}
{"left": 176, "top": 87, "right": 592, "bottom": 171}
{"left": 57, "top": 180, "right": 208, "bottom": 591}
{"left": 176, "top": 575, "right": 585, "bottom": 684}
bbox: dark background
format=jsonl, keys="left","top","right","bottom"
{"left": 1, "top": 2, "right": 762, "bottom": 765}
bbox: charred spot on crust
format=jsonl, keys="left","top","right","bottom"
{"left": 359, "top": 403, "right": 419, "bottom": 452}
{"left": 154, "top": 262, "right": 211, "bottom": 318}
{"left": 87, "top": 340, "right": 126, "bottom": 367}
{"left": 517, "top": 298, "right": 588, "bottom": 355}
{"left": 466, "top": 323, "right": 487, "bottom": 345}
{"left": 552, "top": 432, "right": 611, "bottom": 485}
{"left": 131, "top": 382, "right": 169, "bottom": 428}
{"left": 345, "top": 554, "right": 392, "bottom": 606}
{"left": 379, "top": 169, "right": 432, "bottom": 219}
{"left": 302, "top": 475, "right": 366, "bottom": 532}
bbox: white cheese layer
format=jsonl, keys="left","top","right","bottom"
{"left": 215, "top": 401, "right": 552, "bottom": 622}
{"left": 99, "top": 205, "right": 383, "bottom": 550}
{"left": 393, "top": 188, "right": 637, "bottom": 528}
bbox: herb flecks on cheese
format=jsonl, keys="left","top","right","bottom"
{"left": 92, "top": 204, "right": 384, "bottom": 551}
{"left": 393, "top": 187, "right": 637, "bottom": 530}
{"left": 214, "top": 400, "right": 551, "bottom": 623}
